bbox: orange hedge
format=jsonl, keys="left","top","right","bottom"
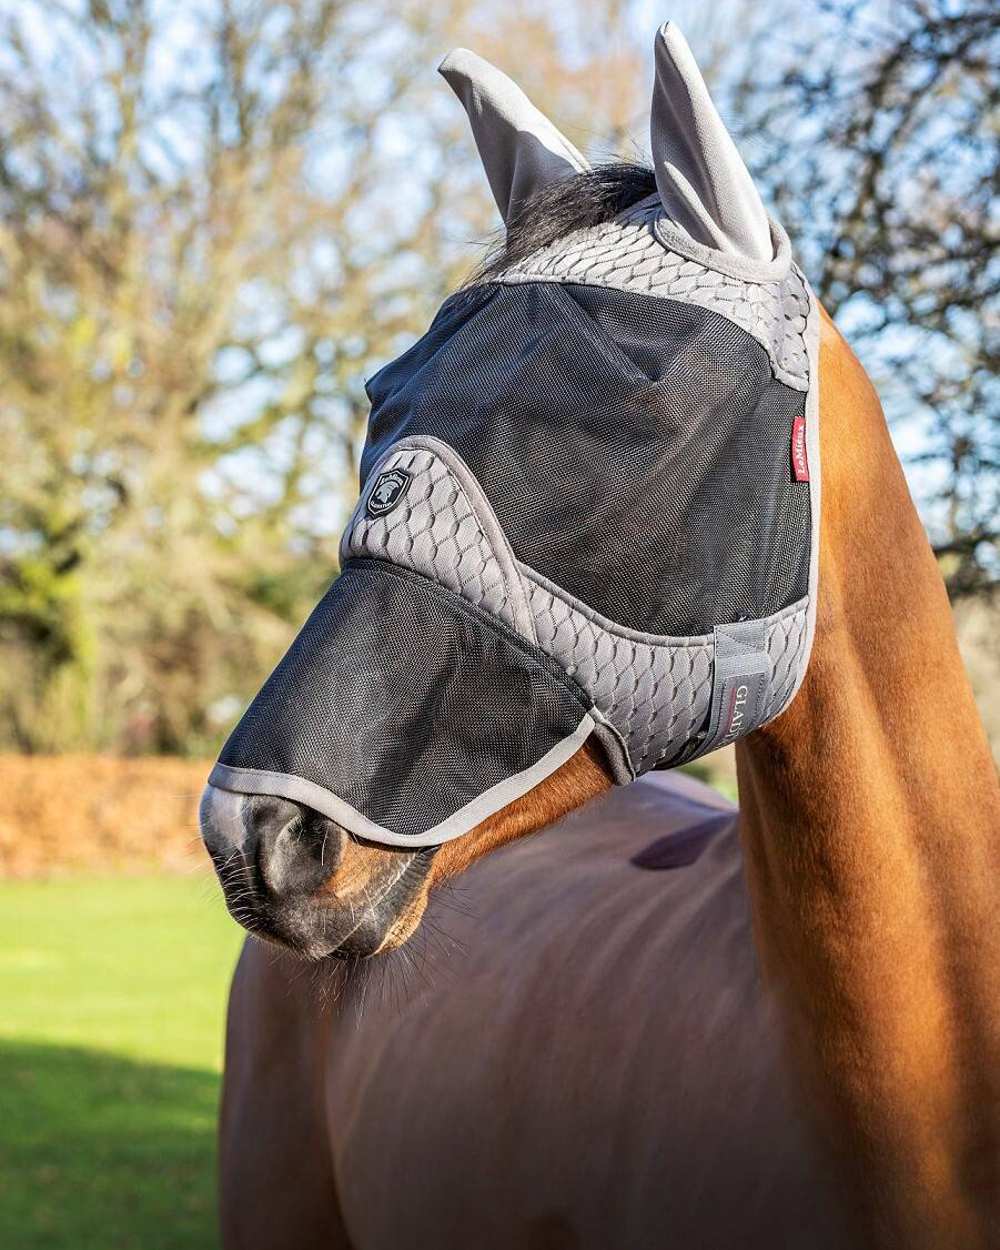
{"left": 0, "top": 755, "right": 214, "bottom": 878}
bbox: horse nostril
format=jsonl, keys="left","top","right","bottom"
{"left": 249, "top": 796, "right": 346, "bottom": 898}
{"left": 201, "top": 784, "right": 433, "bottom": 959}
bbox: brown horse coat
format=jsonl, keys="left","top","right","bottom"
{"left": 222, "top": 773, "right": 853, "bottom": 1249}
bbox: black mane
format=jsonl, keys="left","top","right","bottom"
{"left": 476, "top": 163, "right": 657, "bottom": 281}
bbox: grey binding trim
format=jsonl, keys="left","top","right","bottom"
{"left": 581, "top": 710, "right": 634, "bottom": 786}
{"left": 760, "top": 597, "right": 813, "bottom": 723}
{"left": 495, "top": 197, "right": 811, "bottom": 391}
{"left": 652, "top": 212, "right": 792, "bottom": 283}
{"left": 208, "top": 713, "right": 596, "bottom": 847}
{"left": 781, "top": 281, "right": 822, "bottom": 710}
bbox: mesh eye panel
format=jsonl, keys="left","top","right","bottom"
{"left": 217, "top": 561, "right": 591, "bottom": 839}
{"left": 364, "top": 281, "right": 809, "bottom": 636}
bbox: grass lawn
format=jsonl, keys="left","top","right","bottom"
{"left": 0, "top": 875, "right": 243, "bottom": 1250}
{"left": 0, "top": 764, "right": 734, "bottom": 1250}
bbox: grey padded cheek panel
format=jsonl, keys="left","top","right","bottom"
{"left": 520, "top": 566, "right": 714, "bottom": 774}
{"left": 342, "top": 435, "right": 812, "bottom": 780}
{"left": 522, "top": 565, "right": 809, "bottom": 773}
{"left": 340, "top": 437, "right": 537, "bottom": 641}
{"left": 763, "top": 600, "right": 812, "bottom": 721}
{"left": 341, "top": 445, "right": 517, "bottom": 629}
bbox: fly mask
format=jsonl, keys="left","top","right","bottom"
{"left": 209, "top": 23, "right": 821, "bottom": 848}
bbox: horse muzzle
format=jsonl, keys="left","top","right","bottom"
{"left": 199, "top": 784, "right": 433, "bottom": 959}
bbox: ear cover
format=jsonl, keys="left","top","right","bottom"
{"left": 650, "top": 22, "right": 772, "bottom": 263}
{"left": 439, "top": 47, "right": 591, "bottom": 224}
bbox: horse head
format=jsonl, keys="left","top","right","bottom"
{"left": 200, "top": 23, "right": 821, "bottom": 960}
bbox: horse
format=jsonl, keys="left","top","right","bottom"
{"left": 200, "top": 24, "right": 1000, "bottom": 1250}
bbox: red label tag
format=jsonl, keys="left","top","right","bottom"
{"left": 791, "top": 415, "right": 810, "bottom": 482}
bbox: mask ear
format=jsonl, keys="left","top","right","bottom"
{"left": 439, "top": 48, "right": 591, "bottom": 226}
{"left": 650, "top": 23, "right": 772, "bottom": 263}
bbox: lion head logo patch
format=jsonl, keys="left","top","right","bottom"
{"left": 366, "top": 468, "right": 411, "bottom": 518}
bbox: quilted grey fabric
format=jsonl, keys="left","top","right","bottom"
{"left": 522, "top": 568, "right": 714, "bottom": 774}
{"left": 762, "top": 600, "right": 811, "bottom": 725}
{"left": 498, "top": 196, "right": 811, "bottom": 392}
{"left": 343, "top": 438, "right": 812, "bottom": 781}
{"left": 341, "top": 444, "right": 516, "bottom": 629}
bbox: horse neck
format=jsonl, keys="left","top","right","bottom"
{"left": 736, "top": 310, "right": 1000, "bottom": 1247}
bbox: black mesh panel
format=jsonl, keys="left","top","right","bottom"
{"left": 218, "top": 561, "right": 591, "bottom": 839}
{"left": 363, "top": 281, "right": 810, "bottom": 635}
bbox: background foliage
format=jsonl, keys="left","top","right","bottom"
{"left": 0, "top": 873, "right": 241, "bottom": 1249}
{"left": 0, "top": 0, "right": 996, "bottom": 756}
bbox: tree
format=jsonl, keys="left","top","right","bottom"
{"left": 0, "top": 0, "right": 642, "bottom": 753}
{"left": 0, "top": 0, "right": 494, "bottom": 751}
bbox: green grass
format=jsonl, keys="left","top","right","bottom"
{"left": 0, "top": 875, "right": 243, "bottom": 1250}
{"left": 0, "top": 774, "right": 736, "bottom": 1250}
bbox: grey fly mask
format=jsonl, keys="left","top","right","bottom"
{"left": 209, "top": 23, "right": 821, "bottom": 847}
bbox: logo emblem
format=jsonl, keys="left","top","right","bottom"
{"left": 791, "top": 415, "right": 810, "bottom": 482}
{"left": 366, "top": 467, "right": 411, "bottom": 518}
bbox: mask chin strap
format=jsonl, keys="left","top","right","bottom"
{"left": 681, "top": 621, "right": 774, "bottom": 763}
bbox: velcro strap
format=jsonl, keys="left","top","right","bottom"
{"left": 698, "top": 620, "right": 772, "bottom": 755}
